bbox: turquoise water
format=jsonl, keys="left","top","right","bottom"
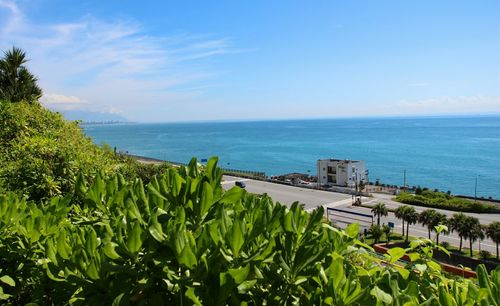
{"left": 83, "top": 116, "right": 500, "bottom": 199}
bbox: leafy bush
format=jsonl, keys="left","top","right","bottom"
{"left": 1, "top": 157, "right": 499, "bottom": 305}
{"left": 115, "top": 155, "right": 171, "bottom": 184}
{"left": 440, "top": 241, "right": 450, "bottom": 250}
{"left": 396, "top": 191, "right": 497, "bottom": 213}
{"left": 479, "top": 250, "right": 491, "bottom": 260}
{"left": 0, "top": 101, "right": 118, "bottom": 200}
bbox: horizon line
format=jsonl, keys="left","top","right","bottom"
{"left": 120, "top": 112, "right": 500, "bottom": 125}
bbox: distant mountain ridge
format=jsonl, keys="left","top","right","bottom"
{"left": 59, "top": 110, "right": 128, "bottom": 123}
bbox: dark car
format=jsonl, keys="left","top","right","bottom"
{"left": 235, "top": 181, "right": 246, "bottom": 188}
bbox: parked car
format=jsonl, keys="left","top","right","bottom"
{"left": 235, "top": 181, "right": 246, "bottom": 188}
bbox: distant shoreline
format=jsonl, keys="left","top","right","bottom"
{"left": 94, "top": 113, "right": 500, "bottom": 125}
{"left": 125, "top": 153, "right": 500, "bottom": 203}
{"left": 84, "top": 117, "right": 499, "bottom": 199}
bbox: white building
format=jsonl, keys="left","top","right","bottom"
{"left": 317, "top": 158, "right": 367, "bottom": 187}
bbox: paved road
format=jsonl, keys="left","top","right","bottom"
{"left": 222, "top": 175, "right": 499, "bottom": 254}
{"left": 222, "top": 176, "right": 351, "bottom": 210}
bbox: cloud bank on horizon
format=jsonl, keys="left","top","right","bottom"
{"left": 1, "top": 0, "right": 499, "bottom": 122}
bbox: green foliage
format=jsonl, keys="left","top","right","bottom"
{"left": 368, "top": 224, "right": 383, "bottom": 244}
{"left": 0, "top": 47, "right": 42, "bottom": 103}
{"left": 371, "top": 203, "right": 388, "bottom": 226}
{"left": 116, "top": 156, "right": 172, "bottom": 184}
{"left": 463, "top": 216, "right": 484, "bottom": 257}
{"left": 0, "top": 101, "right": 118, "bottom": 200}
{"left": 479, "top": 250, "right": 491, "bottom": 260}
{"left": 396, "top": 191, "right": 497, "bottom": 213}
{"left": 381, "top": 224, "right": 391, "bottom": 245}
{"left": 394, "top": 205, "right": 418, "bottom": 241}
{"left": 485, "top": 222, "right": 500, "bottom": 259}
{"left": 419, "top": 209, "right": 447, "bottom": 242}
{"left": 1, "top": 157, "right": 498, "bottom": 305}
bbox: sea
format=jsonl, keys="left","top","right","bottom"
{"left": 83, "top": 116, "right": 500, "bottom": 199}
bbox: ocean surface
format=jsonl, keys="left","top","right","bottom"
{"left": 83, "top": 116, "right": 500, "bottom": 199}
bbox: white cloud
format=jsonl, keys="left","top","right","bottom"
{"left": 395, "top": 95, "right": 500, "bottom": 114}
{"left": 355, "top": 95, "right": 500, "bottom": 117}
{"left": 41, "top": 93, "right": 87, "bottom": 105}
{"left": 0, "top": 1, "right": 238, "bottom": 120}
{"left": 40, "top": 93, "right": 89, "bottom": 111}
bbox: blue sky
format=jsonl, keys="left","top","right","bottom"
{"left": 1, "top": 0, "right": 499, "bottom": 122}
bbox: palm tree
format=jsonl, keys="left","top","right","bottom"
{"left": 0, "top": 47, "right": 42, "bottom": 103}
{"left": 485, "top": 221, "right": 500, "bottom": 259}
{"left": 418, "top": 209, "right": 447, "bottom": 241}
{"left": 371, "top": 203, "right": 388, "bottom": 226}
{"left": 449, "top": 213, "right": 468, "bottom": 252}
{"left": 394, "top": 205, "right": 408, "bottom": 236}
{"left": 419, "top": 209, "right": 437, "bottom": 239}
{"left": 463, "top": 216, "right": 483, "bottom": 257}
{"left": 404, "top": 207, "right": 418, "bottom": 242}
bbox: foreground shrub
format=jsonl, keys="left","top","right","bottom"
{"left": 0, "top": 101, "right": 119, "bottom": 200}
{"left": 1, "top": 157, "right": 499, "bottom": 305}
{"left": 396, "top": 191, "right": 497, "bottom": 213}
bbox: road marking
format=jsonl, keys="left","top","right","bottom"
{"left": 308, "top": 198, "right": 354, "bottom": 212}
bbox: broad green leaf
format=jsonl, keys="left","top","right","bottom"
{"left": 206, "top": 156, "right": 218, "bottom": 173}
{"left": 85, "top": 228, "right": 98, "bottom": 254}
{"left": 220, "top": 187, "right": 244, "bottom": 204}
{"left": 45, "top": 265, "right": 65, "bottom": 282}
{"left": 103, "top": 240, "right": 121, "bottom": 260}
{"left": 371, "top": 286, "right": 393, "bottom": 304}
{"left": 0, "top": 275, "right": 15, "bottom": 287}
{"left": 46, "top": 239, "right": 58, "bottom": 266}
{"left": 200, "top": 181, "right": 214, "bottom": 217}
{"left": 147, "top": 184, "right": 168, "bottom": 201}
{"left": 179, "top": 244, "right": 197, "bottom": 269}
{"left": 238, "top": 280, "right": 257, "bottom": 293}
{"left": 330, "top": 254, "right": 345, "bottom": 290}
{"left": 185, "top": 286, "right": 202, "bottom": 306}
{"left": 229, "top": 264, "right": 250, "bottom": 284}
{"left": 229, "top": 220, "right": 244, "bottom": 258}
{"left": 395, "top": 266, "right": 410, "bottom": 280}
{"left": 284, "top": 210, "right": 294, "bottom": 232}
{"left": 111, "top": 293, "right": 127, "bottom": 306}
{"left": 86, "top": 261, "right": 99, "bottom": 280}
{"left": 149, "top": 209, "right": 165, "bottom": 242}
{"left": 294, "top": 276, "right": 308, "bottom": 285}
{"left": 427, "top": 260, "right": 442, "bottom": 272}
{"left": 387, "top": 247, "right": 406, "bottom": 263}
{"left": 149, "top": 223, "right": 165, "bottom": 242}
{"left": 408, "top": 252, "right": 420, "bottom": 262}
{"left": 438, "top": 286, "right": 453, "bottom": 306}
{"left": 415, "top": 264, "right": 427, "bottom": 273}
{"left": 127, "top": 221, "right": 143, "bottom": 254}
{"left": 56, "top": 231, "right": 71, "bottom": 260}
{"left": 345, "top": 223, "right": 359, "bottom": 238}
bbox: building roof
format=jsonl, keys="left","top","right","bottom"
{"left": 318, "top": 158, "right": 363, "bottom": 163}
